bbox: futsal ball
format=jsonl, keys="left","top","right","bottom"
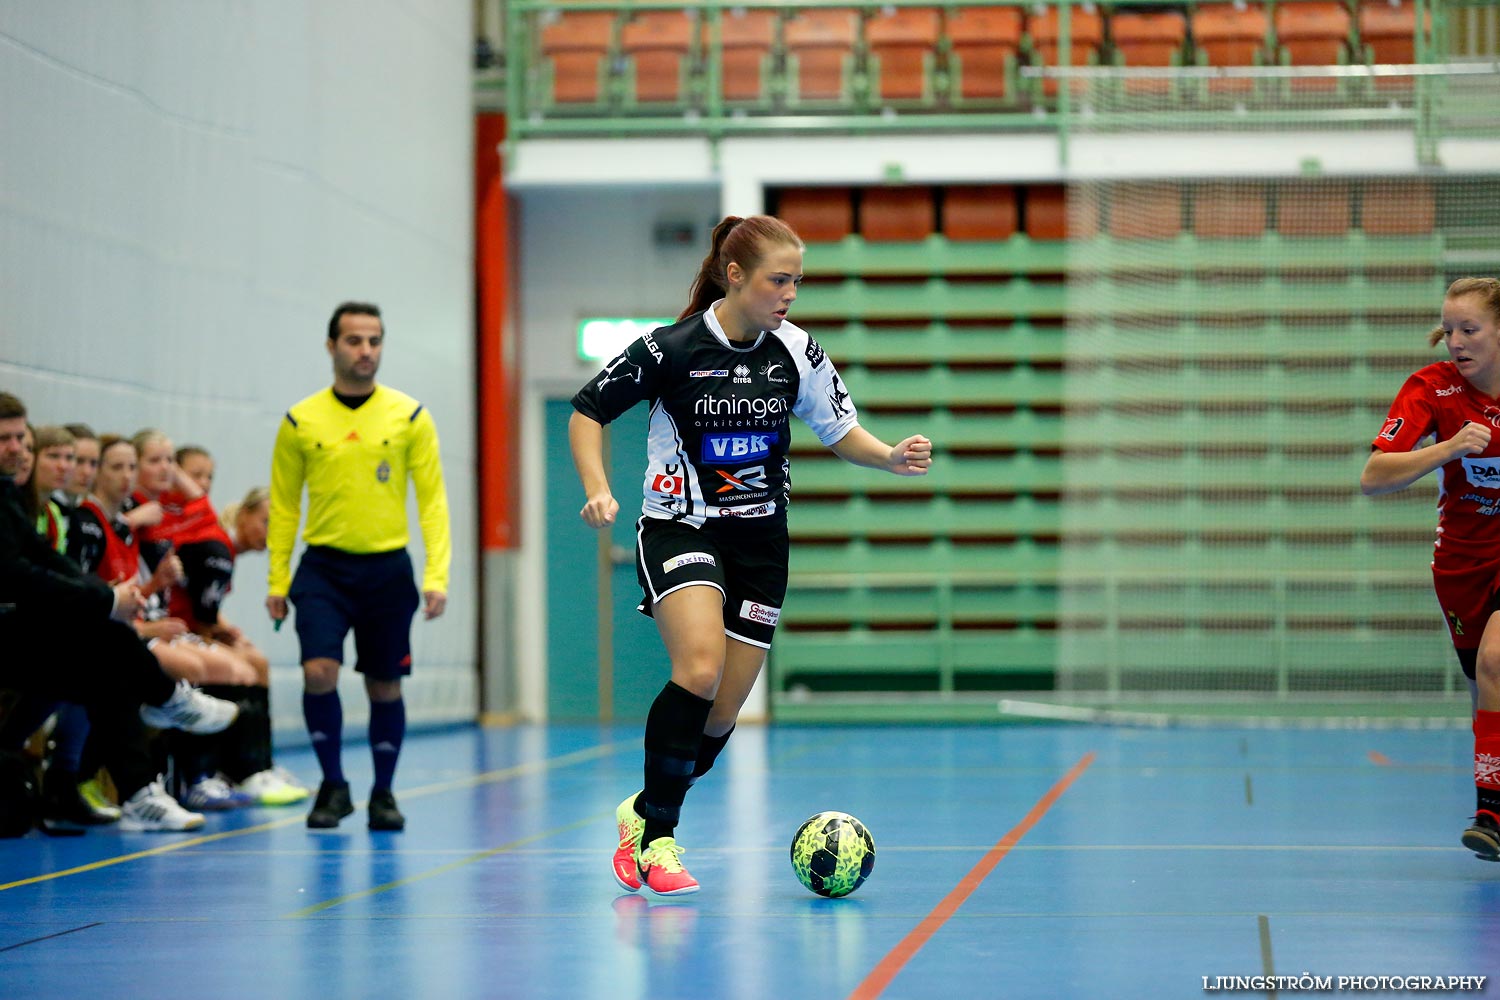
{"left": 790, "top": 811, "right": 875, "bottom": 898}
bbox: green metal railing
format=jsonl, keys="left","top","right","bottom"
{"left": 489, "top": 0, "right": 1490, "bottom": 164}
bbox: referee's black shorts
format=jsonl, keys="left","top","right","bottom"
{"left": 288, "top": 545, "right": 421, "bottom": 678}
{"left": 634, "top": 515, "right": 788, "bottom": 649}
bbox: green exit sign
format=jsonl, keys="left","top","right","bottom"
{"left": 577, "top": 317, "right": 673, "bottom": 364}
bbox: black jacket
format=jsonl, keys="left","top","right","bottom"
{"left": 0, "top": 475, "right": 113, "bottom": 630}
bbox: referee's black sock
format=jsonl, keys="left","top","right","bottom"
{"left": 638, "top": 681, "right": 712, "bottom": 847}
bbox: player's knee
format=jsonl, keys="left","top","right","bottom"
{"left": 302, "top": 658, "right": 340, "bottom": 693}
{"left": 1476, "top": 648, "right": 1500, "bottom": 688}
{"left": 672, "top": 660, "right": 721, "bottom": 701}
{"left": 365, "top": 677, "right": 402, "bottom": 702}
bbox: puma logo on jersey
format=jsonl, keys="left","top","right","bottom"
{"left": 597, "top": 352, "right": 643, "bottom": 391}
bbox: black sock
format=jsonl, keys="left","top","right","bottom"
{"left": 1478, "top": 787, "right": 1500, "bottom": 819}
{"left": 689, "top": 725, "right": 735, "bottom": 786}
{"left": 637, "top": 681, "right": 712, "bottom": 847}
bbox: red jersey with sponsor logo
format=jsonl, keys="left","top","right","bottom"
{"left": 1372, "top": 360, "right": 1500, "bottom": 555}
{"left": 133, "top": 490, "right": 228, "bottom": 549}
{"left": 78, "top": 498, "right": 140, "bottom": 585}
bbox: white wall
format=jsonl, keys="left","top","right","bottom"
{"left": 511, "top": 185, "right": 720, "bottom": 719}
{"left": 0, "top": 1, "right": 477, "bottom": 733}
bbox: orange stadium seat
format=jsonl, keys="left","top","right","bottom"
{"left": 946, "top": 7, "right": 1025, "bottom": 101}
{"left": 1192, "top": 182, "right": 1267, "bottom": 239}
{"left": 1275, "top": 180, "right": 1351, "bottom": 236}
{"left": 713, "top": 9, "right": 779, "bottom": 104}
{"left": 943, "top": 186, "right": 1018, "bottom": 242}
{"left": 539, "top": 11, "right": 616, "bottom": 105}
{"left": 862, "top": 187, "right": 936, "bottom": 242}
{"left": 1026, "top": 5, "right": 1106, "bottom": 98}
{"left": 866, "top": 7, "right": 942, "bottom": 103}
{"left": 1361, "top": 179, "right": 1435, "bottom": 235}
{"left": 1026, "top": 184, "right": 1099, "bottom": 241}
{"left": 1275, "top": 1, "right": 1352, "bottom": 93}
{"left": 621, "top": 10, "right": 695, "bottom": 105}
{"left": 1192, "top": 2, "right": 1270, "bottom": 95}
{"left": 1109, "top": 9, "right": 1189, "bottom": 96}
{"left": 1108, "top": 182, "right": 1182, "bottom": 240}
{"left": 777, "top": 188, "right": 856, "bottom": 243}
{"left": 1359, "top": 0, "right": 1423, "bottom": 92}
{"left": 784, "top": 8, "right": 861, "bottom": 102}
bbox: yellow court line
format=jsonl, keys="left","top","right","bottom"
{"left": 0, "top": 816, "right": 306, "bottom": 892}
{"left": 283, "top": 811, "right": 610, "bottom": 919}
{"left": 0, "top": 739, "right": 632, "bottom": 894}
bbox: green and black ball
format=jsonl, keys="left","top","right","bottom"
{"left": 790, "top": 811, "right": 875, "bottom": 897}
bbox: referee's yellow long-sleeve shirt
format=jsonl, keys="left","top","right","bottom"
{"left": 267, "top": 384, "right": 451, "bottom": 598}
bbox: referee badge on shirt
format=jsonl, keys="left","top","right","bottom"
{"left": 376, "top": 460, "right": 391, "bottom": 483}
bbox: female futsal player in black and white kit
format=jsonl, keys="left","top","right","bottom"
{"left": 570, "top": 214, "right": 933, "bottom": 895}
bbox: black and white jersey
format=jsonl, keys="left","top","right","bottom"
{"left": 571, "top": 305, "right": 859, "bottom": 527}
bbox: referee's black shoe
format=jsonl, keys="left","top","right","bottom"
{"left": 1461, "top": 813, "right": 1500, "bottom": 861}
{"left": 306, "top": 780, "right": 354, "bottom": 829}
{"left": 367, "top": 788, "right": 405, "bottom": 831}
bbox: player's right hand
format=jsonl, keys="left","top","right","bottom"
{"left": 580, "top": 492, "right": 619, "bottom": 529}
{"left": 266, "top": 595, "right": 288, "bottom": 624}
{"left": 1451, "top": 420, "right": 1492, "bottom": 457}
{"left": 111, "top": 582, "right": 144, "bottom": 621}
{"left": 126, "top": 500, "right": 164, "bottom": 528}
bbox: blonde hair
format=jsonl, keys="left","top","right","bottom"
{"left": 222, "top": 485, "right": 270, "bottom": 532}
{"left": 129, "top": 427, "right": 171, "bottom": 456}
{"left": 1428, "top": 277, "right": 1500, "bottom": 347}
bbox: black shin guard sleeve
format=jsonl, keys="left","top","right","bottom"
{"left": 640, "top": 681, "right": 713, "bottom": 830}
{"left": 690, "top": 725, "right": 735, "bottom": 783}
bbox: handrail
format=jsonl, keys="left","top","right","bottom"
{"left": 496, "top": 0, "right": 1482, "bottom": 159}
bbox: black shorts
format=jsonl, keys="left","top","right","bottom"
{"left": 288, "top": 546, "right": 421, "bottom": 678}
{"left": 634, "top": 515, "right": 789, "bottom": 649}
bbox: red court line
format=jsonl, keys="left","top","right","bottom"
{"left": 1368, "top": 750, "right": 1393, "bottom": 767}
{"left": 847, "top": 752, "right": 1097, "bottom": 1000}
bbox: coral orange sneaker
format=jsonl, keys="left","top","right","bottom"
{"left": 613, "top": 792, "right": 646, "bottom": 892}
{"left": 637, "top": 837, "right": 699, "bottom": 896}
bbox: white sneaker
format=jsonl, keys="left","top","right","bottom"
{"left": 139, "top": 680, "right": 239, "bottom": 734}
{"left": 238, "top": 768, "right": 310, "bottom": 806}
{"left": 118, "top": 780, "right": 206, "bottom": 832}
{"left": 182, "top": 775, "right": 253, "bottom": 811}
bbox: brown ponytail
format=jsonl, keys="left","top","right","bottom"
{"left": 678, "top": 214, "right": 805, "bottom": 321}
{"left": 1429, "top": 277, "right": 1500, "bottom": 347}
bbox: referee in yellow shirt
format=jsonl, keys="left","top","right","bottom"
{"left": 266, "top": 302, "right": 451, "bottom": 831}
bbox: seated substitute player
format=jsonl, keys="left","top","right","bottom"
{"left": 132, "top": 429, "right": 279, "bottom": 810}
{"left": 570, "top": 215, "right": 932, "bottom": 894}
{"left": 266, "top": 301, "right": 452, "bottom": 832}
{"left": 0, "top": 392, "right": 240, "bottom": 833}
{"left": 1361, "top": 276, "right": 1500, "bottom": 862}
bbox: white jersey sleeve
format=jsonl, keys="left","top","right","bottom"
{"left": 775, "top": 321, "right": 860, "bottom": 447}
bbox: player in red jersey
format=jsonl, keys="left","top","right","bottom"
{"left": 1362, "top": 276, "right": 1500, "bottom": 862}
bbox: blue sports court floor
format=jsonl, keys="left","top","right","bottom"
{"left": 1, "top": 722, "right": 1496, "bottom": 999}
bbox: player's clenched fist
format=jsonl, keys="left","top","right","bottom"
{"left": 1451, "top": 420, "right": 1492, "bottom": 457}
{"left": 580, "top": 492, "right": 619, "bottom": 529}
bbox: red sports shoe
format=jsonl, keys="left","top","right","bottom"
{"left": 637, "top": 837, "right": 699, "bottom": 895}
{"left": 613, "top": 793, "right": 646, "bottom": 892}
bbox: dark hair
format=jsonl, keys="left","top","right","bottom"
{"left": 64, "top": 422, "right": 97, "bottom": 441}
{"left": 0, "top": 392, "right": 25, "bottom": 421}
{"left": 1429, "top": 277, "right": 1500, "bottom": 348}
{"left": 175, "top": 444, "right": 211, "bottom": 466}
{"left": 328, "top": 301, "right": 383, "bottom": 341}
{"left": 17, "top": 423, "right": 37, "bottom": 519}
{"left": 679, "top": 215, "right": 805, "bottom": 321}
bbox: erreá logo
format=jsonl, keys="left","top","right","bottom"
{"left": 1462, "top": 457, "right": 1500, "bottom": 488}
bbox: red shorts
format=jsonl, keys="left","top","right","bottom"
{"left": 1431, "top": 550, "right": 1500, "bottom": 649}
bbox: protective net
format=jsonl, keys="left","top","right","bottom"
{"left": 1049, "top": 55, "right": 1500, "bottom": 718}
